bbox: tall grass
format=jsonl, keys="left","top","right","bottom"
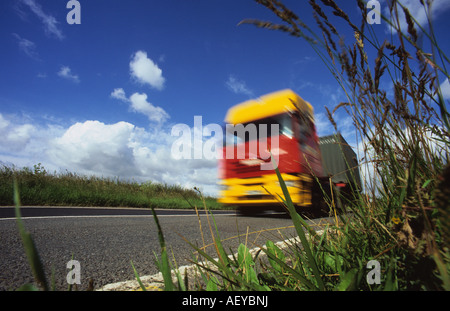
{"left": 0, "top": 163, "right": 222, "bottom": 210}
{"left": 145, "top": 0, "right": 449, "bottom": 291}
{"left": 238, "top": 0, "right": 449, "bottom": 290}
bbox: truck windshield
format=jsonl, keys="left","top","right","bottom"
{"left": 224, "top": 113, "right": 293, "bottom": 146}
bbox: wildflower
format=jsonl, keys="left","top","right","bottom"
{"left": 391, "top": 217, "right": 401, "bottom": 225}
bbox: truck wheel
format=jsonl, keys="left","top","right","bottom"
{"left": 311, "top": 179, "right": 333, "bottom": 218}
{"left": 237, "top": 206, "right": 257, "bottom": 216}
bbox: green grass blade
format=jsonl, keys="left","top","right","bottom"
{"left": 198, "top": 192, "right": 231, "bottom": 269}
{"left": 16, "top": 284, "right": 39, "bottom": 291}
{"left": 337, "top": 268, "right": 358, "bottom": 291}
{"left": 150, "top": 207, "right": 174, "bottom": 291}
{"left": 260, "top": 244, "right": 317, "bottom": 290}
{"left": 383, "top": 259, "right": 398, "bottom": 291}
{"left": 14, "top": 179, "right": 49, "bottom": 291}
{"left": 169, "top": 246, "right": 187, "bottom": 291}
{"left": 180, "top": 234, "right": 263, "bottom": 290}
{"left": 237, "top": 243, "right": 259, "bottom": 285}
{"left": 206, "top": 276, "right": 219, "bottom": 291}
{"left": 206, "top": 208, "right": 230, "bottom": 267}
{"left": 271, "top": 154, "right": 325, "bottom": 291}
{"left": 265, "top": 240, "right": 286, "bottom": 274}
{"left": 131, "top": 260, "right": 147, "bottom": 291}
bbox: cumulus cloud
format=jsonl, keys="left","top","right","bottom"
{"left": 112, "top": 52, "right": 169, "bottom": 124}
{"left": 0, "top": 113, "right": 218, "bottom": 196}
{"left": 57, "top": 66, "right": 80, "bottom": 83}
{"left": 129, "top": 93, "right": 169, "bottom": 124}
{"left": 110, "top": 88, "right": 170, "bottom": 124}
{"left": 49, "top": 121, "right": 139, "bottom": 177}
{"left": 0, "top": 113, "right": 35, "bottom": 152}
{"left": 47, "top": 119, "right": 218, "bottom": 195}
{"left": 226, "top": 75, "right": 254, "bottom": 97}
{"left": 383, "top": 0, "right": 450, "bottom": 34}
{"left": 17, "top": 0, "right": 64, "bottom": 40}
{"left": 0, "top": 113, "right": 65, "bottom": 170}
{"left": 129, "top": 51, "right": 165, "bottom": 90}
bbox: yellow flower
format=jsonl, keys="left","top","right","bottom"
{"left": 391, "top": 217, "right": 401, "bottom": 225}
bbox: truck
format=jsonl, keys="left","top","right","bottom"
{"left": 218, "top": 89, "right": 361, "bottom": 215}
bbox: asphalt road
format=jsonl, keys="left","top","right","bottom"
{"left": 0, "top": 206, "right": 326, "bottom": 291}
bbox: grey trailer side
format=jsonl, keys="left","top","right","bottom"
{"left": 318, "top": 133, "right": 362, "bottom": 191}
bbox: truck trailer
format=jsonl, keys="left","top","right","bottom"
{"left": 218, "top": 89, "right": 361, "bottom": 215}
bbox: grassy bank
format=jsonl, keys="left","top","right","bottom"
{"left": 0, "top": 164, "right": 224, "bottom": 210}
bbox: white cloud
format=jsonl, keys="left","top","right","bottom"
{"left": 0, "top": 113, "right": 65, "bottom": 170}
{"left": 110, "top": 88, "right": 127, "bottom": 101}
{"left": 0, "top": 113, "right": 219, "bottom": 196}
{"left": 49, "top": 121, "right": 139, "bottom": 177}
{"left": 383, "top": 0, "right": 450, "bottom": 34}
{"left": 12, "top": 33, "right": 40, "bottom": 60}
{"left": 0, "top": 113, "right": 35, "bottom": 152}
{"left": 112, "top": 52, "right": 169, "bottom": 124}
{"left": 129, "top": 93, "right": 170, "bottom": 124}
{"left": 19, "top": 0, "right": 64, "bottom": 40}
{"left": 439, "top": 78, "right": 450, "bottom": 100}
{"left": 57, "top": 66, "right": 80, "bottom": 83}
{"left": 47, "top": 120, "right": 218, "bottom": 195}
{"left": 226, "top": 75, "right": 254, "bottom": 97}
{"left": 129, "top": 51, "right": 165, "bottom": 90}
{"left": 314, "top": 112, "right": 335, "bottom": 137}
{"left": 110, "top": 88, "right": 170, "bottom": 124}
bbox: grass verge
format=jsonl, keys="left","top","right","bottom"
{"left": 0, "top": 164, "right": 224, "bottom": 210}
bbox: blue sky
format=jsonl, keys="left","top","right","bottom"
{"left": 1, "top": 0, "right": 450, "bottom": 196}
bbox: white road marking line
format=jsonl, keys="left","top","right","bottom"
{"left": 0, "top": 213, "right": 236, "bottom": 221}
